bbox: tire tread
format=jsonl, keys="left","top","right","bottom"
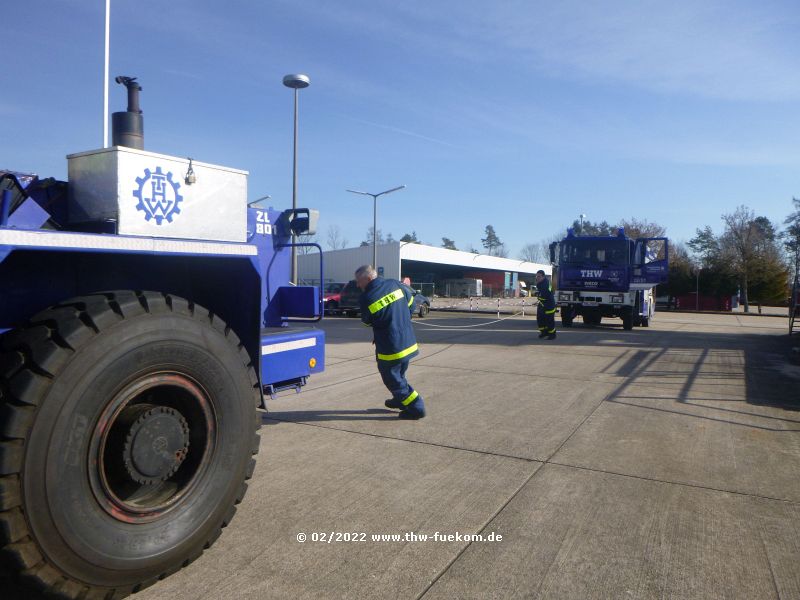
{"left": 0, "top": 290, "right": 260, "bottom": 599}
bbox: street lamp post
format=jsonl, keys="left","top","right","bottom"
{"left": 283, "top": 73, "right": 310, "bottom": 284}
{"left": 346, "top": 186, "right": 406, "bottom": 268}
{"left": 696, "top": 267, "right": 702, "bottom": 311}
{"left": 579, "top": 213, "right": 586, "bottom": 234}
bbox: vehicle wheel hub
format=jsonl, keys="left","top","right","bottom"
{"left": 122, "top": 406, "right": 190, "bottom": 485}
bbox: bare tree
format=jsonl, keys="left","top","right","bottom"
{"left": 297, "top": 233, "right": 318, "bottom": 255}
{"left": 720, "top": 206, "right": 761, "bottom": 312}
{"left": 519, "top": 243, "right": 539, "bottom": 262}
{"left": 360, "top": 227, "right": 384, "bottom": 247}
{"left": 521, "top": 233, "right": 565, "bottom": 263}
{"left": 519, "top": 240, "right": 556, "bottom": 263}
{"left": 326, "top": 225, "right": 348, "bottom": 250}
{"left": 617, "top": 218, "right": 666, "bottom": 239}
{"left": 782, "top": 197, "right": 800, "bottom": 281}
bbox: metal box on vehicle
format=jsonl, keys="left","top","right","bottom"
{"left": 67, "top": 146, "right": 247, "bottom": 242}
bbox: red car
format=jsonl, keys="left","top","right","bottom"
{"left": 322, "top": 282, "right": 347, "bottom": 313}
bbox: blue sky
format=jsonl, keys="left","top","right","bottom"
{"left": 4, "top": 0, "right": 799, "bottom": 255}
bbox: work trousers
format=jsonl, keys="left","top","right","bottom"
{"left": 377, "top": 359, "right": 418, "bottom": 405}
{"left": 537, "top": 304, "right": 556, "bottom": 334}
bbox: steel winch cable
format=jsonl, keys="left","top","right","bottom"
{"left": 411, "top": 309, "right": 534, "bottom": 328}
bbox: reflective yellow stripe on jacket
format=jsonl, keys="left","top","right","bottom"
{"left": 368, "top": 289, "right": 405, "bottom": 314}
{"left": 377, "top": 343, "right": 419, "bottom": 362}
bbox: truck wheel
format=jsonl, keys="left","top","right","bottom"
{"left": 0, "top": 291, "right": 260, "bottom": 599}
{"left": 561, "top": 306, "right": 573, "bottom": 328}
{"left": 641, "top": 317, "right": 650, "bottom": 327}
{"left": 622, "top": 308, "right": 634, "bottom": 330}
{"left": 583, "top": 311, "right": 600, "bottom": 326}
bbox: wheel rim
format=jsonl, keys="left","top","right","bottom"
{"left": 89, "top": 372, "right": 217, "bottom": 523}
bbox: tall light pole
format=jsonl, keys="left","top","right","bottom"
{"left": 696, "top": 266, "right": 702, "bottom": 311}
{"left": 579, "top": 213, "right": 586, "bottom": 234}
{"left": 346, "top": 186, "right": 406, "bottom": 268}
{"left": 103, "top": 0, "right": 110, "bottom": 147}
{"left": 283, "top": 73, "right": 310, "bottom": 284}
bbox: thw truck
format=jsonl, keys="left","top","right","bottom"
{"left": 0, "top": 81, "right": 324, "bottom": 598}
{"left": 549, "top": 228, "right": 669, "bottom": 330}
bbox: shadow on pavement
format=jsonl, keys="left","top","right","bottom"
{"left": 262, "top": 408, "right": 400, "bottom": 424}
{"left": 320, "top": 315, "right": 799, "bottom": 421}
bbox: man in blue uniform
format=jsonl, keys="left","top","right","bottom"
{"left": 356, "top": 265, "right": 426, "bottom": 419}
{"left": 535, "top": 269, "right": 557, "bottom": 340}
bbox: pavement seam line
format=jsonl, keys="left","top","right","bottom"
{"left": 543, "top": 384, "right": 612, "bottom": 464}
{"left": 546, "top": 460, "right": 800, "bottom": 506}
{"left": 258, "top": 416, "right": 800, "bottom": 505}
{"left": 415, "top": 464, "right": 547, "bottom": 600}
{"left": 287, "top": 343, "right": 459, "bottom": 397}
{"left": 261, "top": 415, "right": 537, "bottom": 463}
{"left": 756, "top": 512, "right": 783, "bottom": 599}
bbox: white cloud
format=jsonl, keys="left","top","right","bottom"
{"left": 286, "top": 0, "right": 800, "bottom": 102}
{"left": 337, "top": 114, "right": 459, "bottom": 148}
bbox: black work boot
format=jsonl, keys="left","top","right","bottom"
{"left": 399, "top": 397, "right": 426, "bottom": 419}
{"left": 384, "top": 398, "right": 404, "bottom": 410}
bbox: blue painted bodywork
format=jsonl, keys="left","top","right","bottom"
{"left": 0, "top": 173, "right": 325, "bottom": 405}
{"left": 556, "top": 231, "right": 669, "bottom": 292}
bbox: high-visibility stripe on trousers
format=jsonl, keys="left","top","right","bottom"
{"left": 378, "top": 360, "right": 422, "bottom": 409}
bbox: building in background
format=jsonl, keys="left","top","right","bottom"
{"left": 298, "top": 242, "right": 550, "bottom": 297}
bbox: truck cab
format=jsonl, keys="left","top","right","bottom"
{"left": 550, "top": 228, "right": 668, "bottom": 329}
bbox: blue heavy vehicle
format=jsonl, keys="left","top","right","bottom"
{"left": 0, "top": 81, "right": 324, "bottom": 598}
{"left": 549, "top": 228, "right": 669, "bottom": 330}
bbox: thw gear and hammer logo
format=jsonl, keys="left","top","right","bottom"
{"left": 133, "top": 167, "right": 183, "bottom": 225}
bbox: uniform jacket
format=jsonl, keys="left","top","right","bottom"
{"left": 360, "top": 277, "right": 419, "bottom": 365}
{"left": 536, "top": 276, "right": 556, "bottom": 310}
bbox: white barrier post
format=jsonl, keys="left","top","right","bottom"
{"left": 497, "top": 298, "right": 500, "bottom": 319}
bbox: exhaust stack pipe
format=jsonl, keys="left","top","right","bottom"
{"left": 111, "top": 75, "right": 144, "bottom": 149}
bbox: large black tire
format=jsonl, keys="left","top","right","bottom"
{"left": 0, "top": 291, "right": 260, "bottom": 599}
{"left": 583, "top": 310, "right": 601, "bottom": 327}
{"left": 418, "top": 303, "right": 430, "bottom": 318}
{"left": 560, "top": 306, "right": 573, "bottom": 328}
{"left": 622, "top": 307, "right": 634, "bottom": 330}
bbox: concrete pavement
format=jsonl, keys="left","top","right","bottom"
{"left": 135, "top": 309, "right": 800, "bottom": 599}
{"left": 5, "top": 310, "right": 798, "bottom": 599}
